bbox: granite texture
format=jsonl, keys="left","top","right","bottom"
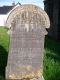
{"left": 6, "top": 4, "right": 50, "bottom": 80}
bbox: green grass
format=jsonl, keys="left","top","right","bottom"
{"left": 0, "top": 27, "right": 60, "bottom": 80}
{"left": 0, "top": 27, "right": 9, "bottom": 80}
{"left": 0, "top": 27, "right": 9, "bottom": 51}
{"left": 44, "top": 36, "right": 60, "bottom": 80}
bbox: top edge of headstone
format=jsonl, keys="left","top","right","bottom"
{"left": 6, "top": 4, "right": 50, "bottom": 29}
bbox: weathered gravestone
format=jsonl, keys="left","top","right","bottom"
{"left": 6, "top": 4, "right": 50, "bottom": 80}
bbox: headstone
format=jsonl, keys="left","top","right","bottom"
{"left": 6, "top": 4, "right": 50, "bottom": 80}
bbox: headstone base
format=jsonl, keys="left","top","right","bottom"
{"left": 6, "top": 76, "right": 44, "bottom": 80}
{"left": 6, "top": 66, "right": 44, "bottom": 80}
{"left": 30, "top": 76, "right": 44, "bottom": 80}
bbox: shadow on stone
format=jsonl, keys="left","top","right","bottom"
{"left": 0, "top": 45, "right": 8, "bottom": 80}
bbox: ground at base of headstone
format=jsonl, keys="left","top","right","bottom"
{"left": 6, "top": 77, "right": 44, "bottom": 80}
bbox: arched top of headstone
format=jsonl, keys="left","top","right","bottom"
{"left": 6, "top": 4, "right": 50, "bottom": 28}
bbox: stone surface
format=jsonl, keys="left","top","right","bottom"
{"left": 6, "top": 4, "right": 50, "bottom": 80}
